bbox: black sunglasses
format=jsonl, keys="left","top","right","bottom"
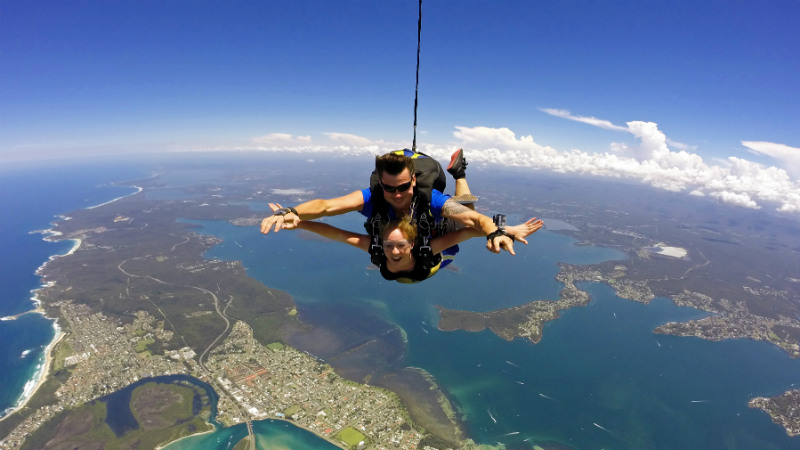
{"left": 381, "top": 180, "right": 413, "bottom": 193}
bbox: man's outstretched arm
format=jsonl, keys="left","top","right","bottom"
{"left": 441, "top": 199, "right": 518, "bottom": 255}
{"left": 260, "top": 190, "right": 365, "bottom": 234}
{"left": 429, "top": 217, "right": 543, "bottom": 255}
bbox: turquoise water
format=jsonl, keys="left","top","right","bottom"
{"left": 163, "top": 419, "right": 339, "bottom": 450}
{"left": 192, "top": 214, "right": 800, "bottom": 450}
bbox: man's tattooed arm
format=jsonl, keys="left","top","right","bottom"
{"left": 441, "top": 199, "right": 472, "bottom": 216}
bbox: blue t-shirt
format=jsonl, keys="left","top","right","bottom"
{"left": 359, "top": 188, "right": 450, "bottom": 223}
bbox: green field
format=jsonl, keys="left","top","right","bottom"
{"left": 134, "top": 337, "right": 155, "bottom": 353}
{"left": 283, "top": 404, "right": 302, "bottom": 417}
{"left": 335, "top": 427, "right": 366, "bottom": 448}
{"left": 266, "top": 342, "right": 285, "bottom": 351}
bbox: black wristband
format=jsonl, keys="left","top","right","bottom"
{"left": 487, "top": 227, "right": 514, "bottom": 242}
{"left": 273, "top": 207, "right": 298, "bottom": 217}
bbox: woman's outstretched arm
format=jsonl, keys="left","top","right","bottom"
{"left": 269, "top": 203, "right": 371, "bottom": 252}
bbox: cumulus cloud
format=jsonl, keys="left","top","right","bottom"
{"left": 742, "top": 141, "right": 800, "bottom": 178}
{"left": 543, "top": 108, "right": 692, "bottom": 161}
{"left": 710, "top": 191, "right": 759, "bottom": 209}
{"left": 245, "top": 114, "right": 800, "bottom": 213}
{"left": 447, "top": 121, "right": 800, "bottom": 213}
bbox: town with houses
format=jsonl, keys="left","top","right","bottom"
{"left": 0, "top": 302, "right": 430, "bottom": 450}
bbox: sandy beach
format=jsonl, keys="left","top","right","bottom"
{"left": 12, "top": 320, "right": 63, "bottom": 413}
{"left": 3, "top": 185, "right": 143, "bottom": 418}
{"left": 87, "top": 185, "right": 142, "bottom": 210}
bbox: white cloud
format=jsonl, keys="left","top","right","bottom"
{"left": 711, "top": 191, "right": 760, "bottom": 209}
{"left": 447, "top": 121, "right": 800, "bottom": 213}
{"left": 543, "top": 108, "right": 692, "bottom": 161}
{"left": 667, "top": 138, "right": 693, "bottom": 152}
{"left": 541, "top": 108, "right": 628, "bottom": 132}
{"left": 253, "top": 133, "right": 312, "bottom": 145}
{"left": 323, "top": 132, "right": 375, "bottom": 147}
{"left": 742, "top": 141, "right": 800, "bottom": 177}
{"left": 245, "top": 132, "right": 409, "bottom": 158}
{"left": 245, "top": 115, "right": 800, "bottom": 213}
{"left": 451, "top": 126, "right": 560, "bottom": 157}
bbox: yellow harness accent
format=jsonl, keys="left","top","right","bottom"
{"left": 394, "top": 260, "right": 443, "bottom": 284}
{"left": 392, "top": 149, "right": 423, "bottom": 159}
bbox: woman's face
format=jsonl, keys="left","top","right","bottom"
{"left": 383, "top": 227, "right": 415, "bottom": 273}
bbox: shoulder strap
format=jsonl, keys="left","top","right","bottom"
{"left": 364, "top": 211, "right": 387, "bottom": 267}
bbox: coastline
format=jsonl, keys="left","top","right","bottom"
{"left": 2, "top": 184, "right": 141, "bottom": 421}
{"left": 1, "top": 274, "right": 65, "bottom": 418}
{"left": 0, "top": 265, "right": 68, "bottom": 416}
{"left": 86, "top": 185, "right": 143, "bottom": 210}
{"left": 13, "top": 322, "right": 63, "bottom": 412}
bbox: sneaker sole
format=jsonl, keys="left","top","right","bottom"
{"left": 447, "top": 150, "right": 463, "bottom": 170}
{"left": 451, "top": 194, "right": 478, "bottom": 204}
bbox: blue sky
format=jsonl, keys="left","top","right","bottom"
{"left": 2, "top": 1, "right": 799, "bottom": 211}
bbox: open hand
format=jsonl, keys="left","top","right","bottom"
{"left": 260, "top": 203, "right": 300, "bottom": 234}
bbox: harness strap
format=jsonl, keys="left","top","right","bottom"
{"left": 366, "top": 212, "right": 386, "bottom": 266}
{"left": 414, "top": 206, "right": 441, "bottom": 270}
{"left": 364, "top": 189, "right": 446, "bottom": 271}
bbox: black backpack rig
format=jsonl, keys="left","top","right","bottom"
{"left": 364, "top": 150, "right": 449, "bottom": 273}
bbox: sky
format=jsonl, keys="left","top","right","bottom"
{"left": 2, "top": 0, "right": 799, "bottom": 213}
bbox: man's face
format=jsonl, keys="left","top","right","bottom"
{"left": 383, "top": 227, "right": 414, "bottom": 273}
{"left": 380, "top": 168, "right": 415, "bottom": 212}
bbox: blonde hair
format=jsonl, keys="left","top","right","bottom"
{"left": 380, "top": 216, "right": 417, "bottom": 243}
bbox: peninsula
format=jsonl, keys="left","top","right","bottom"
{"left": 436, "top": 170, "right": 800, "bottom": 438}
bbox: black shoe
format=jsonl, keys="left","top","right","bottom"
{"left": 447, "top": 149, "right": 468, "bottom": 179}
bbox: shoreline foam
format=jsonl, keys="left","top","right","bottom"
{"left": 3, "top": 184, "right": 142, "bottom": 419}
{"left": 11, "top": 321, "right": 62, "bottom": 414}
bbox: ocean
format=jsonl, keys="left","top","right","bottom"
{"left": 0, "top": 160, "right": 146, "bottom": 417}
{"left": 2, "top": 156, "right": 800, "bottom": 450}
